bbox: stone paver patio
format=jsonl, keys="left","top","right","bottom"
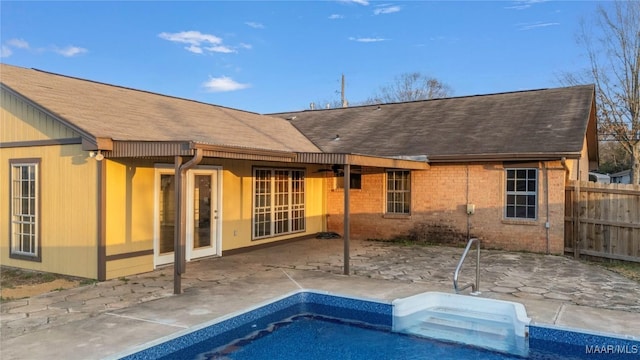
{"left": 1, "top": 238, "right": 639, "bottom": 359}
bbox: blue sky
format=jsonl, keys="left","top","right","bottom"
{"left": 1, "top": 1, "right": 604, "bottom": 114}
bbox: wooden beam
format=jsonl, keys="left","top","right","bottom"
{"left": 174, "top": 156, "right": 183, "bottom": 294}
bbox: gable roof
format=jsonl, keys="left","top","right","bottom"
{"left": 0, "top": 63, "right": 320, "bottom": 155}
{"left": 272, "top": 85, "right": 597, "bottom": 162}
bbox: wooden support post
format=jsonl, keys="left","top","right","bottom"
{"left": 174, "top": 156, "right": 183, "bottom": 294}
{"left": 343, "top": 164, "right": 350, "bottom": 275}
{"left": 573, "top": 181, "right": 581, "bottom": 259}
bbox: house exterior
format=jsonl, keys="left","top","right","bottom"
{"left": 610, "top": 169, "right": 631, "bottom": 184}
{"left": 273, "top": 85, "right": 599, "bottom": 255}
{"left": 1, "top": 64, "right": 598, "bottom": 281}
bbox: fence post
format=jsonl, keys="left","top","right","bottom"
{"left": 573, "top": 180, "right": 580, "bottom": 259}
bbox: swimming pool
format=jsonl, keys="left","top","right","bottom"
{"left": 114, "top": 290, "right": 640, "bottom": 360}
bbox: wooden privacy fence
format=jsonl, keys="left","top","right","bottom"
{"left": 565, "top": 180, "right": 640, "bottom": 263}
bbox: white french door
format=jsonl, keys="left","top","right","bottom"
{"left": 155, "top": 167, "right": 222, "bottom": 266}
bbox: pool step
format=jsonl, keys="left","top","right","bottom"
{"left": 405, "top": 309, "right": 514, "bottom": 353}
{"left": 392, "top": 292, "right": 530, "bottom": 357}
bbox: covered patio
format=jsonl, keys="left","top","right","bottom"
{"left": 96, "top": 139, "right": 429, "bottom": 292}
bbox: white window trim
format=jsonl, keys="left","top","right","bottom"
{"left": 252, "top": 167, "right": 306, "bottom": 240}
{"left": 386, "top": 169, "right": 411, "bottom": 215}
{"left": 505, "top": 168, "right": 538, "bottom": 220}
{"left": 10, "top": 160, "right": 40, "bottom": 260}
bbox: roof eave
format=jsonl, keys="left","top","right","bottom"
{"left": 426, "top": 152, "right": 582, "bottom": 163}
{"left": 103, "top": 141, "right": 298, "bottom": 162}
{"left": 295, "top": 152, "right": 429, "bottom": 170}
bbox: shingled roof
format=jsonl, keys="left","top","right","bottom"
{"left": 272, "top": 85, "right": 597, "bottom": 162}
{"left": 0, "top": 63, "right": 320, "bottom": 154}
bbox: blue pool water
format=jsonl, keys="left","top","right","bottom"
{"left": 117, "top": 290, "right": 640, "bottom": 360}
{"left": 205, "top": 315, "right": 525, "bottom": 360}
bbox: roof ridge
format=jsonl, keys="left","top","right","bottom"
{"left": 23, "top": 65, "right": 262, "bottom": 116}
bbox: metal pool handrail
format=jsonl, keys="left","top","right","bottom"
{"left": 453, "top": 238, "right": 480, "bottom": 295}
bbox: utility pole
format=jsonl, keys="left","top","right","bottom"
{"left": 341, "top": 74, "right": 348, "bottom": 108}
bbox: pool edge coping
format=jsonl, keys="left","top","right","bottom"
{"left": 102, "top": 288, "right": 390, "bottom": 360}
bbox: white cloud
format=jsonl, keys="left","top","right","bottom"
{"left": 245, "top": 22, "right": 265, "bottom": 29}
{"left": 159, "top": 30, "right": 248, "bottom": 55}
{"left": 1, "top": 45, "right": 12, "bottom": 58}
{"left": 505, "top": 0, "right": 548, "bottom": 10}
{"left": 206, "top": 45, "right": 236, "bottom": 53}
{"left": 55, "top": 46, "right": 88, "bottom": 57}
{"left": 348, "top": 36, "right": 387, "bottom": 42}
{"left": 517, "top": 22, "right": 559, "bottom": 31}
{"left": 203, "top": 76, "right": 250, "bottom": 92}
{"left": 159, "top": 31, "right": 223, "bottom": 46}
{"left": 329, "top": 14, "right": 344, "bottom": 19}
{"left": 338, "top": 0, "right": 369, "bottom": 5}
{"left": 2, "top": 38, "right": 88, "bottom": 58}
{"left": 7, "top": 38, "right": 29, "bottom": 49}
{"left": 373, "top": 5, "right": 400, "bottom": 15}
{"left": 185, "top": 45, "right": 204, "bottom": 54}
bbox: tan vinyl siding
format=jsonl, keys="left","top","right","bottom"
{"left": 578, "top": 138, "right": 591, "bottom": 180}
{"left": 1, "top": 88, "right": 80, "bottom": 143}
{"left": 104, "top": 159, "right": 155, "bottom": 279}
{"left": 106, "top": 255, "right": 154, "bottom": 280}
{"left": 99, "top": 158, "right": 326, "bottom": 278}
{"left": 0, "top": 144, "right": 98, "bottom": 278}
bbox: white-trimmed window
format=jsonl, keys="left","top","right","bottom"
{"left": 10, "top": 159, "right": 40, "bottom": 261}
{"left": 505, "top": 168, "right": 537, "bottom": 220}
{"left": 253, "top": 168, "right": 305, "bottom": 239}
{"left": 387, "top": 170, "right": 411, "bottom": 214}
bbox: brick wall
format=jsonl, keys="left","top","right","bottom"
{"left": 326, "top": 161, "right": 566, "bottom": 254}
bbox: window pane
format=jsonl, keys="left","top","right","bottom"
{"left": 254, "top": 168, "right": 305, "bottom": 238}
{"left": 386, "top": 170, "right": 410, "bottom": 214}
{"left": 505, "top": 168, "right": 536, "bottom": 220}
{"left": 11, "top": 163, "right": 38, "bottom": 257}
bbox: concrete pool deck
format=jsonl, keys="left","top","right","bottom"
{"left": 1, "top": 238, "right": 639, "bottom": 359}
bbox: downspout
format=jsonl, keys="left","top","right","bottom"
{"left": 466, "top": 165, "right": 470, "bottom": 240}
{"left": 174, "top": 148, "right": 204, "bottom": 295}
{"left": 97, "top": 158, "right": 107, "bottom": 281}
{"left": 544, "top": 162, "right": 550, "bottom": 254}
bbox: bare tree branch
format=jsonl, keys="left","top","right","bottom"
{"left": 559, "top": 1, "right": 640, "bottom": 184}
{"left": 364, "top": 72, "right": 452, "bottom": 104}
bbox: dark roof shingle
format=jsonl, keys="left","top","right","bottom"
{"left": 272, "top": 85, "right": 595, "bottom": 159}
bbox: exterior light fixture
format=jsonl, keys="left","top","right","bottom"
{"left": 90, "top": 150, "right": 104, "bottom": 161}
